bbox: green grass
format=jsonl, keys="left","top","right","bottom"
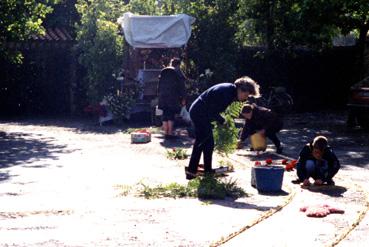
{"left": 114, "top": 184, "right": 132, "bottom": 196}
{"left": 166, "top": 148, "right": 189, "bottom": 160}
{"left": 137, "top": 176, "right": 247, "bottom": 200}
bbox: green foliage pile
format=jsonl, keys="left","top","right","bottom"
{"left": 138, "top": 176, "right": 247, "bottom": 200}
{"left": 166, "top": 148, "right": 189, "bottom": 160}
{"left": 213, "top": 102, "right": 243, "bottom": 156}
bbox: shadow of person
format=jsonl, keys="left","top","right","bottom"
{"left": 0, "top": 171, "right": 11, "bottom": 182}
{"left": 257, "top": 190, "right": 290, "bottom": 196}
{"left": 236, "top": 152, "right": 283, "bottom": 161}
{"left": 201, "top": 198, "right": 273, "bottom": 211}
{"left": 159, "top": 137, "right": 193, "bottom": 149}
{"left": 306, "top": 185, "right": 347, "bottom": 197}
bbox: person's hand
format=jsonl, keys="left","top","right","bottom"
{"left": 258, "top": 129, "right": 266, "bottom": 136}
{"left": 314, "top": 179, "right": 323, "bottom": 186}
{"left": 237, "top": 140, "right": 244, "bottom": 149}
{"left": 181, "top": 99, "right": 186, "bottom": 106}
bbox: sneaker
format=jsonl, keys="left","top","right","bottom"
{"left": 185, "top": 167, "right": 197, "bottom": 180}
{"left": 185, "top": 170, "right": 197, "bottom": 180}
{"left": 276, "top": 146, "right": 283, "bottom": 154}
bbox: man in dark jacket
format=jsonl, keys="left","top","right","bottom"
{"left": 186, "top": 76, "right": 261, "bottom": 180}
{"left": 238, "top": 104, "right": 283, "bottom": 153}
{"left": 295, "top": 136, "right": 340, "bottom": 186}
{"left": 157, "top": 58, "right": 186, "bottom": 138}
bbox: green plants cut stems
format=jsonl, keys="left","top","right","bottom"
{"left": 213, "top": 102, "right": 243, "bottom": 156}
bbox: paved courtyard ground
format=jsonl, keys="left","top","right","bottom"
{"left": 0, "top": 112, "right": 368, "bottom": 246}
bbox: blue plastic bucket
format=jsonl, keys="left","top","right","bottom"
{"left": 254, "top": 166, "right": 284, "bottom": 192}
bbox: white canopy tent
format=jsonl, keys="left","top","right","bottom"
{"left": 118, "top": 12, "right": 195, "bottom": 48}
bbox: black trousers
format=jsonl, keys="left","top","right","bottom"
{"left": 265, "top": 128, "right": 281, "bottom": 148}
{"left": 188, "top": 109, "right": 214, "bottom": 173}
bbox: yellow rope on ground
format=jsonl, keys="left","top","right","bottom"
{"left": 210, "top": 182, "right": 296, "bottom": 247}
{"left": 208, "top": 155, "right": 297, "bottom": 247}
{"left": 326, "top": 182, "right": 369, "bottom": 247}
{"left": 223, "top": 152, "right": 369, "bottom": 247}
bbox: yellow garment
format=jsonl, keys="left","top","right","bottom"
{"left": 250, "top": 133, "right": 266, "bottom": 151}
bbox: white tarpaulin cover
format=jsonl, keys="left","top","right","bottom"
{"left": 118, "top": 12, "right": 195, "bottom": 48}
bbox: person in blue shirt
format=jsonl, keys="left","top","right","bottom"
{"left": 185, "top": 76, "right": 261, "bottom": 180}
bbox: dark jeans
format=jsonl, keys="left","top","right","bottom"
{"left": 188, "top": 106, "right": 214, "bottom": 173}
{"left": 297, "top": 159, "right": 339, "bottom": 182}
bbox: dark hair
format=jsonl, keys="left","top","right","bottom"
{"left": 241, "top": 104, "right": 254, "bottom": 114}
{"left": 170, "top": 57, "right": 181, "bottom": 67}
{"left": 312, "top": 136, "right": 328, "bottom": 151}
{"left": 234, "top": 76, "right": 261, "bottom": 97}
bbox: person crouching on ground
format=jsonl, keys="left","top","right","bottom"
{"left": 157, "top": 58, "right": 186, "bottom": 139}
{"left": 295, "top": 136, "right": 340, "bottom": 186}
{"left": 237, "top": 104, "right": 283, "bottom": 154}
{"left": 185, "top": 76, "right": 260, "bottom": 180}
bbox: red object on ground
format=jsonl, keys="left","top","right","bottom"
{"left": 285, "top": 160, "right": 298, "bottom": 171}
{"left": 282, "top": 159, "right": 288, "bottom": 165}
{"left": 300, "top": 204, "right": 345, "bottom": 217}
{"left": 137, "top": 129, "right": 150, "bottom": 134}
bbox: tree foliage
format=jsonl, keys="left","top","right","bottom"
{"left": 74, "top": 0, "right": 368, "bottom": 103}
{"left": 75, "top": 0, "right": 126, "bottom": 103}
{"left": 0, "top": 0, "right": 59, "bottom": 63}
{"left": 236, "top": 0, "right": 368, "bottom": 50}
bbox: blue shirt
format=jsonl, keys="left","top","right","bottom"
{"left": 190, "top": 83, "right": 237, "bottom": 123}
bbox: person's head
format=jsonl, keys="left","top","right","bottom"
{"left": 234, "top": 76, "right": 261, "bottom": 102}
{"left": 312, "top": 136, "right": 328, "bottom": 160}
{"left": 240, "top": 104, "right": 254, "bottom": 120}
{"left": 170, "top": 57, "right": 181, "bottom": 68}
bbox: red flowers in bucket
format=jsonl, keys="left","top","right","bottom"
{"left": 254, "top": 161, "right": 262, "bottom": 166}
{"left": 266, "top": 158, "right": 273, "bottom": 165}
{"left": 253, "top": 158, "right": 298, "bottom": 171}
{"left": 254, "top": 158, "right": 274, "bottom": 166}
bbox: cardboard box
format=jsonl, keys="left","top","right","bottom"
{"left": 131, "top": 130, "right": 151, "bottom": 143}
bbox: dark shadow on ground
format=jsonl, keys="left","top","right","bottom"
{"left": 0, "top": 171, "right": 11, "bottom": 182}
{"left": 257, "top": 190, "right": 290, "bottom": 196}
{"left": 159, "top": 137, "right": 193, "bottom": 149}
{"left": 0, "top": 132, "right": 77, "bottom": 170}
{"left": 236, "top": 152, "right": 283, "bottom": 162}
{"left": 0, "top": 117, "right": 153, "bottom": 135}
{"left": 158, "top": 128, "right": 193, "bottom": 149}
{"left": 203, "top": 199, "right": 273, "bottom": 211}
{"left": 305, "top": 185, "right": 347, "bottom": 197}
